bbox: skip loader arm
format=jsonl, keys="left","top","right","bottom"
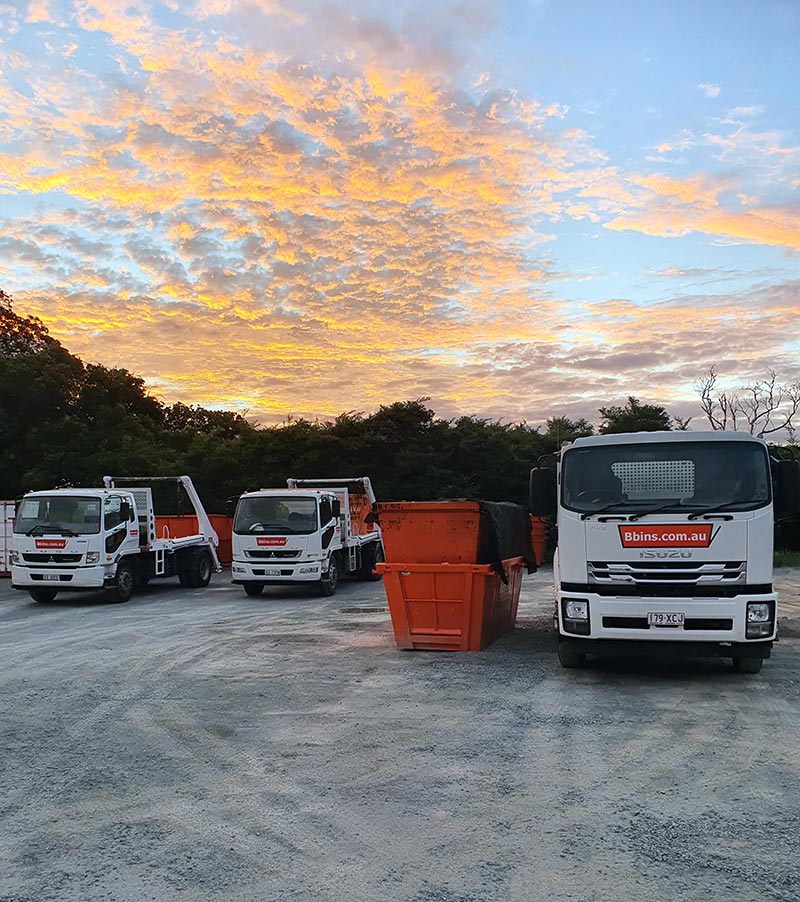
{"left": 103, "top": 475, "right": 221, "bottom": 571}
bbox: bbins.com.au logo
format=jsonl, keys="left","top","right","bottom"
{"left": 617, "top": 524, "right": 717, "bottom": 548}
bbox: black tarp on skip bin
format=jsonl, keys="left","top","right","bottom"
{"left": 477, "top": 501, "right": 537, "bottom": 583}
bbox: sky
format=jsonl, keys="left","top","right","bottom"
{"left": 1, "top": 0, "right": 799, "bottom": 427}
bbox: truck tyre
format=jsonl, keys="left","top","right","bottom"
{"left": 358, "top": 543, "right": 384, "bottom": 581}
{"left": 189, "top": 549, "right": 213, "bottom": 588}
{"left": 107, "top": 561, "right": 135, "bottom": 604}
{"left": 318, "top": 555, "right": 339, "bottom": 596}
{"left": 29, "top": 588, "right": 58, "bottom": 603}
{"left": 557, "top": 638, "right": 586, "bottom": 669}
{"left": 136, "top": 560, "right": 150, "bottom": 589}
{"left": 244, "top": 583, "right": 264, "bottom": 597}
{"left": 733, "top": 656, "right": 763, "bottom": 674}
{"left": 176, "top": 550, "right": 194, "bottom": 587}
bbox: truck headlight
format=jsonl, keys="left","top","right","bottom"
{"left": 747, "top": 603, "right": 770, "bottom": 623}
{"left": 746, "top": 601, "right": 774, "bottom": 639}
{"left": 86, "top": 552, "right": 100, "bottom": 564}
{"left": 564, "top": 599, "right": 589, "bottom": 621}
{"left": 10, "top": 550, "right": 19, "bottom": 565}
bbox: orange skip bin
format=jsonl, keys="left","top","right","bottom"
{"left": 375, "top": 501, "right": 486, "bottom": 564}
{"left": 376, "top": 557, "right": 524, "bottom": 652}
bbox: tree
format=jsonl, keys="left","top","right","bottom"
{"left": 544, "top": 416, "right": 594, "bottom": 448}
{"left": 0, "top": 290, "right": 59, "bottom": 355}
{"left": 598, "top": 397, "right": 673, "bottom": 434}
{"left": 696, "top": 367, "right": 800, "bottom": 436}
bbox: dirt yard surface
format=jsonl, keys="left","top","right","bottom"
{"left": 1, "top": 568, "right": 800, "bottom": 902}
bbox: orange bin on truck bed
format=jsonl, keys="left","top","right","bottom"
{"left": 376, "top": 557, "right": 524, "bottom": 651}
{"left": 376, "top": 501, "right": 486, "bottom": 564}
{"left": 154, "top": 515, "right": 232, "bottom": 565}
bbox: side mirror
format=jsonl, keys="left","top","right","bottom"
{"left": 225, "top": 496, "right": 240, "bottom": 519}
{"left": 775, "top": 459, "right": 800, "bottom": 514}
{"left": 120, "top": 500, "right": 133, "bottom": 522}
{"left": 529, "top": 467, "right": 557, "bottom": 517}
{"left": 332, "top": 499, "right": 341, "bottom": 519}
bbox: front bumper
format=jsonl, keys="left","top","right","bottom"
{"left": 11, "top": 564, "right": 111, "bottom": 592}
{"left": 231, "top": 560, "right": 324, "bottom": 583}
{"left": 557, "top": 589, "right": 778, "bottom": 644}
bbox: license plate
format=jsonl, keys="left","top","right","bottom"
{"left": 264, "top": 569, "right": 281, "bottom": 577}
{"left": 42, "top": 574, "right": 61, "bottom": 582}
{"left": 647, "top": 612, "right": 684, "bottom": 627}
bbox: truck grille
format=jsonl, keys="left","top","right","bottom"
{"left": 245, "top": 550, "right": 301, "bottom": 559}
{"left": 23, "top": 553, "right": 83, "bottom": 564}
{"left": 567, "top": 561, "right": 759, "bottom": 598}
{"left": 590, "top": 561, "right": 745, "bottom": 587}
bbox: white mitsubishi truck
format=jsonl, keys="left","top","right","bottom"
{"left": 11, "top": 475, "right": 220, "bottom": 603}
{"left": 530, "top": 431, "right": 800, "bottom": 673}
{"left": 230, "top": 476, "right": 383, "bottom": 597}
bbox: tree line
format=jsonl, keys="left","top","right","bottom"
{"left": 1, "top": 290, "right": 797, "bottom": 514}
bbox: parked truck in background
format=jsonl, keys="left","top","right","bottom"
{"left": 1, "top": 500, "right": 14, "bottom": 576}
{"left": 231, "top": 477, "right": 383, "bottom": 597}
{"left": 11, "top": 475, "right": 220, "bottom": 603}
{"left": 530, "top": 431, "right": 800, "bottom": 673}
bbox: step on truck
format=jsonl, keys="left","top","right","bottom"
{"left": 11, "top": 475, "right": 221, "bottom": 603}
{"left": 231, "top": 477, "right": 383, "bottom": 597}
{"left": 530, "top": 431, "right": 800, "bottom": 673}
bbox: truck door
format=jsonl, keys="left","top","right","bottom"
{"left": 104, "top": 495, "right": 133, "bottom": 554}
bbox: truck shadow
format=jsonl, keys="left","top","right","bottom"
{"left": 499, "top": 620, "right": 741, "bottom": 678}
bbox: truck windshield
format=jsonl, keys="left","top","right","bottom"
{"left": 13, "top": 495, "right": 102, "bottom": 536}
{"left": 233, "top": 495, "right": 318, "bottom": 535}
{"left": 561, "top": 441, "right": 771, "bottom": 514}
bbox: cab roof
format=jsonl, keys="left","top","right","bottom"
{"left": 23, "top": 487, "right": 131, "bottom": 498}
{"left": 565, "top": 430, "right": 767, "bottom": 450}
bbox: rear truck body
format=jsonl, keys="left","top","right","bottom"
{"left": 530, "top": 431, "right": 800, "bottom": 673}
{"left": 231, "top": 476, "right": 383, "bottom": 597}
{"left": 10, "top": 475, "right": 220, "bottom": 604}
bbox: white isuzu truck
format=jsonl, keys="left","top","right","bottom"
{"left": 231, "top": 477, "right": 383, "bottom": 597}
{"left": 530, "top": 431, "right": 800, "bottom": 673}
{"left": 11, "top": 475, "right": 220, "bottom": 603}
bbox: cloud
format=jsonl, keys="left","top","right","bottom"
{"left": 698, "top": 82, "right": 721, "bottom": 98}
{"left": 1, "top": 1, "right": 799, "bottom": 429}
{"left": 25, "top": 0, "right": 53, "bottom": 23}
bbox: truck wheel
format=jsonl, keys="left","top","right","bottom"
{"left": 733, "top": 656, "right": 763, "bottom": 674}
{"left": 189, "top": 549, "right": 213, "bottom": 588}
{"left": 107, "top": 562, "right": 134, "bottom": 604}
{"left": 244, "top": 583, "right": 264, "bottom": 597}
{"left": 557, "top": 638, "right": 586, "bottom": 669}
{"left": 358, "top": 543, "right": 384, "bottom": 581}
{"left": 29, "top": 588, "right": 58, "bottom": 603}
{"left": 318, "top": 555, "right": 339, "bottom": 596}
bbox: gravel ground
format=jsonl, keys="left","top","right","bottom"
{"left": 1, "top": 569, "right": 799, "bottom": 902}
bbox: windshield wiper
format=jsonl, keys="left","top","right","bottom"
{"left": 686, "top": 501, "right": 755, "bottom": 520}
{"left": 26, "top": 524, "right": 78, "bottom": 536}
{"left": 628, "top": 502, "right": 693, "bottom": 521}
{"left": 579, "top": 503, "right": 632, "bottom": 520}
{"left": 580, "top": 500, "right": 693, "bottom": 521}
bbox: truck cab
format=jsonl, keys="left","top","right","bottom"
{"left": 230, "top": 477, "right": 383, "bottom": 597}
{"left": 11, "top": 489, "right": 142, "bottom": 602}
{"left": 531, "top": 431, "right": 800, "bottom": 673}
